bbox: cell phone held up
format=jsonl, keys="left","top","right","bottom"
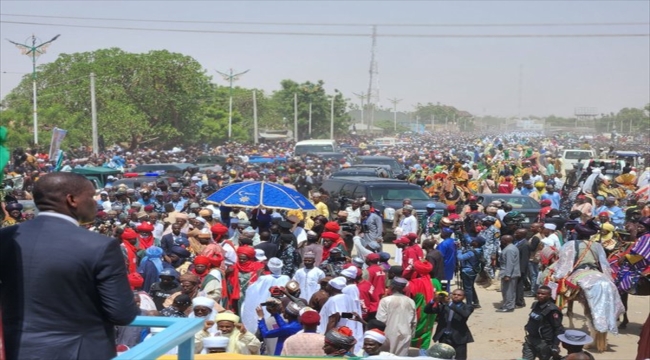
{"left": 339, "top": 312, "right": 354, "bottom": 319}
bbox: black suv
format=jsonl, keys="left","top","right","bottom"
{"left": 354, "top": 156, "right": 407, "bottom": 178}
{"left": 331, "top": 165, "right": 392, "bottom": 179}
{"left": 319, "top": 177, "right": 446, "bottom": 237}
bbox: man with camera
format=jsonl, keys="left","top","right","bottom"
{"left": 456, "top": 237, "right": 484, "bottom": 308}
{"left": 424, "top": 289, "right": 474, "bottom": 360}
{"left": 256, "top": 300, "right": 303, "bottom": 355}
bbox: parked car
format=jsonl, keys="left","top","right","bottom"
{"left": 132, "top": 163, "right": 197, "bottom": 176}
{"left": 112, "top": 176, "right": 166, "bottom": 189}
{"left": 331, "top": 166, "right": 392, "bottom": 179}
{"left": 476, "top": 194, "right": 541, "bottom": 226}
{"left": 71, "top": 167, "right": 122, "bottom": 189}
{"left": 354, "top": 156, "right": 406, "bottom": 178}
{"left": 319, "top": 176, "right": 446, "bottom": 240}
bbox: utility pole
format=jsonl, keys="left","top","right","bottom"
{"left": 330, "top": 92, "right": 336, "bottom": 139}
{"left": 253, "top": 90, "right": 258, "bottom": 144}
{"left": 215, "top": 68, "right": 249, "bottom": 139}
{"left": 352, "top": 92, "right": 368, "bottom": 127}
{"left": 7, "top": 34, "right": 60, "bottom": 145}
{"left": 517, "top": 64, "right": 523, "bottom": 120}
{"left": 294, "top": 93, "right": 298, "bottom": 142}
{"left": 90, "top": 72, "right": 98, "bottom": 155}
{"left": 387, "top": 97, "right": 402, "bottom": 132}
{"left": 301, "top": 83, "right": 321, "bottom": 137}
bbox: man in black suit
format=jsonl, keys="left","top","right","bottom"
{"left": 0, "top": 172, "right": 139, "bottom": 360}
{"left": 424, "top": 289, "right": 474, "bottom": 360}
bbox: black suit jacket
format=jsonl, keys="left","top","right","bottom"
{"left": 424, "top": 300, "right": 474, "bottom": 345}
{"left": 0, "top": 215, "right": 139, "bottom": 360}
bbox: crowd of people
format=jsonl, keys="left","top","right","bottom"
{"left": 2, "top": 131, "right": 650, "bottom": 359}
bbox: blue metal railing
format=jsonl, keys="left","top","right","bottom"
{"left": 114, "top": 316, "right": 204, "bottom": 360}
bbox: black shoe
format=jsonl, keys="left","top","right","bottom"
{"left": 473, "top": 304, "right": 481, "bottom": 309}
{"left": 496, "top": 308, "right": 514, "bottom": 313}
{"left": 516, "top": 304, "right": 526, "bottom": 308}
{"left": 524, "top": 292, "right": 535, "bottom": 297}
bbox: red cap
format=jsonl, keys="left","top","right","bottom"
{"left": 321, "top": 232, "right": 339, "bottom": 240}
{"left": 210, "top": 223, "right": 228, "bottom": 235}
{"left": 193, "top": 255, "right": 212, "bottom": 267}
{"left": 367, "top": 253, "right": 380, "bottom": 262}
{"left": 128, "top": 272, "right": 144, "bottom": 290}
{"left": 324, "top": 221, "right": 341, "bottom": 232}
{"left": 299, "top": 310, "right": 321, "bottom": 325}
{"left": 394, "top": 236, "right": 410, "bottom": 245}
{"left": 121, "top": 228, "right": 138, "bottom": 241}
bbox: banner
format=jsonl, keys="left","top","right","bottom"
{"left": 48, "top": 127, "right": 67, "bottom": 159}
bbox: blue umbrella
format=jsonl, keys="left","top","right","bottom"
{"left": 205, "top": 181, "right": 316, "bottom": 211}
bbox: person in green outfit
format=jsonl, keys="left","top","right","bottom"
{"left": 407, "top": 259, "right": 441, "bottom": 353}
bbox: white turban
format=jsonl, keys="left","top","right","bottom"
{"left": 267, "top": 257, "right": 283, "bottom": 275}
{"left": 202, "top": 336, "right": 229, "bottom": 348}
{"left": 364, "top": 329, "right": 386, "bottom": 344}
{"left": 192, "top": 296, "right": 215, "bottom": 310}
{"left": 544, "top": 223, "right": 557, "bottom": 231}
{"left": 328, "top": 277, "right": 347, "bottom": 290}
{"left": 255, "top": 249, "right": 268, "bottom": 262}
{"left": 340, "top": 266, "right": 358, "bottom": 280}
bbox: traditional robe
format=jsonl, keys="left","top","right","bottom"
{"left": 376, "top": 293, "right": 417, "bottom": 356}
{"left": 318, "top": 293, "right": 364, "bottom": 353}
{"left": 292, "top": 266, "right": 326, "bottom": 302}
{"left": 240, "top": 273, "right": 291, "bottom": 336}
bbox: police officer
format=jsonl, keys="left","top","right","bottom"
{"left": 522, "top": 285, "right": 565, "bottom": 360}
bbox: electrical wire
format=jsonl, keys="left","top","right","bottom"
{"left": 1, "top": 20, "right": 648, "bottom": 38}
{"left": 1, "top": 13, "right": 648, "bottom": 28}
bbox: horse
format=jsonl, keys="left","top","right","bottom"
{"left": 561, "top": 268, "right": 626, "bottom": 352}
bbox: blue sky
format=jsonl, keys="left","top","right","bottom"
{"left": 1, "top": 0, "right": 648, "bottom": 118}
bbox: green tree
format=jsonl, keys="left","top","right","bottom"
{"left": 2, "top": 48, "right": 212, "bottom": 150}
{"left": 271, "top": 80, "right": 350, "bottom": 140}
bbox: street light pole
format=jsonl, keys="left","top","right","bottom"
{"left": 7, "top": 34, "right": 60, "bottom": 145}
{"left": 300, "top": 84, "right": 321, "bottom": 137}
{"left": 330, "top": 92, "right": 336, "bottom": 139}
{"left": 387, "top": 97, "right": 402, "bottom": 132}
{"left": 352, "top": 92, "right": 368, "bottom": 128}
{"left": 215, "top": 68, "right": 249, "bottom": 139}
{"left": 90, "top": 72, "right": 98, "bottom": 155}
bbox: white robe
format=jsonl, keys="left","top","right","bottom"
{"left": 376, "top": 293, "right": 417, "bottom": 357}
{"left": 292, "top": 267, "right": 326, "bottom": 301}
{"left": 318, "top": 293, "right": 364, "bottom": 353}
{"left": 342, "top": 284, "right": 363, "bottom": 318}
{"left": 240, "top": 274, "right": 291, "bottom": 336}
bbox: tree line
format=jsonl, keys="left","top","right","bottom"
{"left": 0, "top": 48, "right": 351, "bottom": 150}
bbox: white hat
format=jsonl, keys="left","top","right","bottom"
{"left": 364, "top": 329, "right": 387, "bottom": 344}
{"left": 267, "top": 257, "right": 283, "bottom": 275}
{"left": 191, "top": 176, "right": 200, "bottom": 181}
{"left": 255, "top": 249, "right": 268, "bottom": 262}
{"left": 340, "top": 266, "right": 358, "bottom": 280}
{"left": 202, "top": 336, "right": 229, "bottom": 348}
{"left": 192, "top": 296, "right": 215, "bottom": 310}
{"left": 328, "top": 277, "right": 347, "bottom": 290}
{"left": 544, "top": 223, "right": 557, "bottom": 231}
